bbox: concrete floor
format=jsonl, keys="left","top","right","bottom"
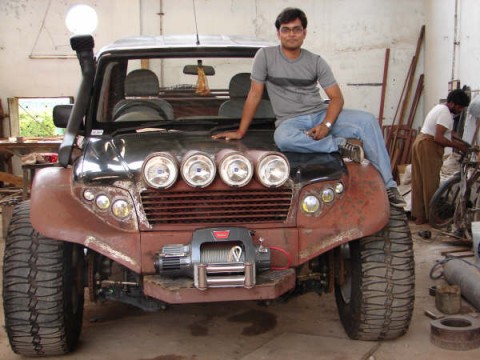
{"left": 1, "top": 221, "right": 480, "bottom": 360}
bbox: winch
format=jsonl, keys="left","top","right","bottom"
{"left": 154, "top": 227, "right": 271, "bottom": 290}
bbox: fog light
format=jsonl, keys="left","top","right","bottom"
{"left": 143, "top": 153, "right": 178, "bottom": 189}
{"left": 335, "top": 182, "right": 345, "bottom": 194}
{"left": 83, "top": 189, "right": 95, "bottom": 201}
{"left": 181, "top": 151, "right": 216, "bottom": 188}
{"left": 302, "top": 195, "right": 320, "bottom": 213}
{"left": 256, "top": 153, "right": 290, "bottom": 188}
{"left": 112, "top": 199, "right": 132, "bottom": 218}
{"left": 321, "top": 188, "right": 335, "bottom": 203}
{"left": 95, "top": 195, "right": 110, "bottom": 210}
{"left": 219, "top": 152, "right": 253, "bottom": 187}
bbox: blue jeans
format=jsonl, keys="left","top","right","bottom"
{"left": 274, "top": 109, "right": 397, "bottom": 188}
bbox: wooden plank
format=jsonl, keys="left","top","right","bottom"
{"left": 445, "top": 251, "right": 474, "bottom": 258}
{"left": 440, "top": 247, "right": 472, "bottom": 256}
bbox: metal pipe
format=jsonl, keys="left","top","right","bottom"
{"left": 443, "top": 258, "right": 480, "bottom": 312}
{"left": 207, "top": 276, "right": 246, "bottom": 286}
{"left": 206, "top": 264, "right": 245, "bottom": 273}
{"left": 451, "top": 0, "right": 460, "bottom": 82}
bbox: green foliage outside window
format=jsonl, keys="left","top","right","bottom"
{"left": 19, "top": 110, "right": 57, "bottom": 137}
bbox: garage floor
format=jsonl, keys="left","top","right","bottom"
{"left": 0, "top": 220, "right": 479, "bottom": 359}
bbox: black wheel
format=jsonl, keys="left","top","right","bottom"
{"left": 2, "top": 202, "right": 85, "bottom": 356}
{"left": 429, "top": 173, "right": 461, "bottom": 229}
{"left": 334, "top": 206, "right": 415, "bottom": 340}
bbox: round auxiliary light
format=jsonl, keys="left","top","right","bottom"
{"left": 112, "top": 199, "right": 132, "bottom": 219}
{"left": 321, "top": 188, "right": 335, "bottom": 203}
{"left": 256, "top": 153, "right": 290, "bottom": 188}
{"left": 143, "top": 153, "right": 178, "bottom": 189}
{"left": 302, "top": 195, "right": 320, "bottom": 214}
{"left": 181, "top": 152, "right": 216, "bottom": 188}
{"left": 219, "top": 152, "right": 253, "bottom": 187}
{"left": 95, "top": 194, "right": 111, "bottom": 210}
{"left": 335, "top": 182, "right": 345, "bottom": 194}
{"left": 83, "top": 189, "right": 95, "bottom": 201}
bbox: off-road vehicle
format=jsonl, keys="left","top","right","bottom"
{"left": 2, "top": 34, "right": 415, "bottom": 356}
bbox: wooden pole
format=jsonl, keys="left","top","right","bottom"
{"left": 378, "top": 48, "right": 390, "bottom": 126}
{"left": 398, "top": 25, "right": 425, "bottom": 126}
{"left": 406, "top": 74, "right": 425, "bottom": 129}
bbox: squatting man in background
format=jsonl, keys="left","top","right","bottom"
{"left": 411, "top": 89, "right": 471, "bottom": 225}
{"left": 212, "top": 7, "right": 406, "bottom": 208}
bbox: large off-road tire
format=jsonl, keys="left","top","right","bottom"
{"left": 2, "top": 201, "right": 85, "bottom": 356}
{"left": 334, "top": 205, "right": 415, "bottom": 341}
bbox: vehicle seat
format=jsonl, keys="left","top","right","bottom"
{"left": 218, "top": 73, "right": 274, "bottom": 118}
{"left": 113, "top": 69, "right": 175, "bottom": 121}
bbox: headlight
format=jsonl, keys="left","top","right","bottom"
{"left": 302, "top": 195, "right": 320, "bottom": 213}
{"left": 256, "top": 153, "right": 290, "bottom": 188}
{"left": 335, "top": 182, "right": 345, "bottom": 194}
{"left": 181, "top": 151, "right": 216, "bottom": 188}
{"left": 112, "top": 199, "right": 132, "bottom": 218}
{"left": 218, "top": 152, "right": 253, "bottom": 187}
{"left": 95, "top": 194, "right": 110, "bottom": 210}
{"left": 321, "top": 188, "right": 335, "bottom": 203}
{"left": 143, "top": 153, "right": 178, "bottom": 189}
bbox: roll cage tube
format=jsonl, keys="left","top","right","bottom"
{"left": 58, "top": 35, "right": 96, "bottom": 167}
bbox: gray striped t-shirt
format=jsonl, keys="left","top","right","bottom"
{"left": 251, "top": 46, "right": 336, "bottom": 125}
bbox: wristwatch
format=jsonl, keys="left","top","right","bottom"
{"left": 323, "top": 121, "right": 332, "bottom": 129}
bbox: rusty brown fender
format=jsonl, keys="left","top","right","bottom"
{"left": 296, "top": 162, "right": 390, "bottom": 262}
{"left": 30, "top": 167, "right": 142, "bottom": 273}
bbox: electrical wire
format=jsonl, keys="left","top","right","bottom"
{"left": 270, "top": 246, "right": 292, "bottom": 270}
{"left": 429, "top": 256, "right": 480, "bottom": 280}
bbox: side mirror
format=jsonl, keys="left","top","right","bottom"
{"left": 53, "top": 104, "right": 73, "bottom": 128}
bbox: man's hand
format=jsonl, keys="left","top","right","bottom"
{"left": 307, "top": 124, "right": 329, "bottom": 140}
{"left": 212, "top": 131, "right": 243, "bottom": 141}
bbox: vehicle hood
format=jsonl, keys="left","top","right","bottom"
{"left": 73, "top": 130, "right": 347, "bottom": 185}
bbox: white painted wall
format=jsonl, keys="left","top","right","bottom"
{"left": 1, "top": 0, "right": 479, "bottom": 139}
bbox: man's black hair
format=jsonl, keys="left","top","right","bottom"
{"left": 447, "top": 89, "right": 470, "bottom": 107}
{"left": 275, "top": 8, "right": 307, "bottom": 30}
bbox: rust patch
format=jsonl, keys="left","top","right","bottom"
{"left": 85, "top": 235, "right": 138, "bottom": 267}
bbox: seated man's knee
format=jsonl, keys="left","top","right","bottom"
{"left": 274, "top": 128, "right": 296, "bottom": 151}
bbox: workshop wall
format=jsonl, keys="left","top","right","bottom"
{"left": 0, "top": 0, "right": 477, "bottom": 137}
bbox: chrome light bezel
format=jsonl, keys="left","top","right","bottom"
{"left": 142, "top": 152, "right": 178, "bottom": 189}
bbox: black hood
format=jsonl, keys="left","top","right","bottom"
{"left": 73, "top": 130, "right": 347, "bottom": 184}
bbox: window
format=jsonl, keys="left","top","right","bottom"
{"left": 8, "top": 97, "right": 73, "bottom": 138}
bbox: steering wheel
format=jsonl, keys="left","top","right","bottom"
{"left": 113, "top": 100, "right": 169, "bottom": 121}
